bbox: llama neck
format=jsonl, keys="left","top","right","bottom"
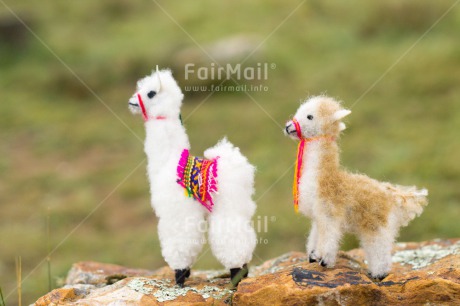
{"left": 300, "top": 138, "right": 340, "bottom": 181}
{"left": 317, "top": 139, "right": 340, "bottom": 172}
{"left": 144, "top": 119, "right": 190, "bottom": 169}
{"left": 302, "top": 138, "right": 340, "bottom": 170}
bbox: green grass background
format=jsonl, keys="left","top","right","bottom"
{"left": 1, "top": 0, "right": 459, "bottom": 303}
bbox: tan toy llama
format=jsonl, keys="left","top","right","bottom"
{"left": 284, "top": 95, "right": 428, "bottom": 280}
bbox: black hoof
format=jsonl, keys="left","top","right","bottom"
{"left": 319, "top": 259, "right": 327, "bottom": 267}
{"left": 175, "top": 268, "right": 191, "bottom": 286}
{"left": 230, "top": 264, "right": 248, "bottom": 287}
{"left": 370, "top": 273, "right": 388, "bottom": 281}
{"left": 308, "top": 251, "right": 318, "bottom": 263}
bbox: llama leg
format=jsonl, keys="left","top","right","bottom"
{"left": 230, "top": 263, "right": 249, "bottom": 285}
{"left": 360, "top": 231, "right": 394, "bottom": 280}
{"left": 315, "top": 218, "right": 342, "bottom": 267}
{"left": 307, "top": 221, "right": 319, "bottom": 263}
{"left": 208, "top": 212, "right": 256, "bottom": 286}
{"left": 174, "top": 268, "right": 191, "bottom": 287}
{"left": 157, "top": 212, "right": 206, "bottom": 286}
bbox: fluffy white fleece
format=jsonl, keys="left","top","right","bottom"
{"left": 285, "top": 96, "right": 428, "bottom": 279}
{"left": 129, "top": 69, "right": 257, "bottom": 270}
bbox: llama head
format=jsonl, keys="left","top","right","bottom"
{"left": 128, "top": 67, "right": 184, "bottom": 120}
{"left": 285, "top": 96, "right": 351, "bottom": 140}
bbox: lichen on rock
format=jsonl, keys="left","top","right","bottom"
{"left": 392, "top": 239, "right": 460, "bottom": 269}
{"left": 126, "top": 277, "right": 233, "bottom": 303}
{"left": 127, "top": 278, "right": 156, "bottom": 295}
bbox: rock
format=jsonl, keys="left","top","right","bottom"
{"left": 36, "top": 263, "right": 233, "bottom": 305}
{"left": 65, "top": 261, "right": 159, "bottom": 286}
{"left": 35, "top": 287, "right": 79, "bottom": 306}
{"left": 35, "top": 239, "right": 460, "bottom": 305}
{"left": 235, "top": 239, "right": 460, "bottom": 305}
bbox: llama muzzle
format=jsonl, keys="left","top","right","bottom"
{"left": 285, "top": 121, "right": 298, "bottom": 136}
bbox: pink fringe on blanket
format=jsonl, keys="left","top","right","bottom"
{"left": 176, "top": 149, "right": 219, "bottom": 212}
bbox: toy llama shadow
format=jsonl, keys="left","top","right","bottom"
{"left": 285, "top": 96, "right": 428, "bottom": 280}
{"left": 128, "top": 67, "right": 257, "bottom": 287}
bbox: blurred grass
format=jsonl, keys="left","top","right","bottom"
{"left": 1, "top": 0, "right": 459, "bottom": 304}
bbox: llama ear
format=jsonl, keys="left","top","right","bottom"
{"left": 333, "top": 109, "right": 351, "bottom": 121}
{"left": 339, "top": 122, "right": 346, "bottom": 131}
{"left": 156, "top": 65, "right": 162, "bottom": 92}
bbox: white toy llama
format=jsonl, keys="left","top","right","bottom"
{"left": 128, "top": 67, "right": 257, "bottom": 287}
{"left": 285, "top": 96, "right": 428, "bottom": 280}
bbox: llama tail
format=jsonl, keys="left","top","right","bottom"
{"left": 204, "top": 137, "right": 255, "bottom": 179}
{"left": 387, "top": 184, "right": 428, "bottom": 227}
{"left": 204, "top": 137, "right": 250, "bottom": 165}
{"left": 204, "top": 137, "right": 256, "bottom": 213}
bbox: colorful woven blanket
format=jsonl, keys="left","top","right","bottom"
{"left": 176, "top": 149, "right": 219, "bottom": 212}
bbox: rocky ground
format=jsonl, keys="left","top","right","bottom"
{"left": 35, "top": 238, "right": 460, "bottom": 305}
